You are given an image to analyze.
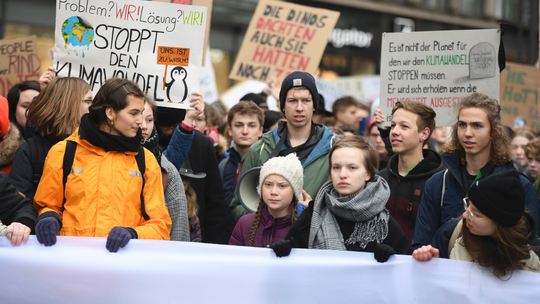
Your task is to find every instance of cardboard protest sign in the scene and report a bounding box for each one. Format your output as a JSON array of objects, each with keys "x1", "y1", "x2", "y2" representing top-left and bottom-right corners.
[
  {"x1": 54, "y1": 0, "x2": 207, "y2": 109},
  {"x1": 0, "y1": 35, "x2": 41, "y2": 97},
  {"x1": 229, "y1": 0, "x2": 340, "y2": 83},
  {"x1": 379, "y1": 29, "x2": 500, "y2": 126},
  {"x1": 500, "y1": 63, "x2": 539, "y2": 132},
  {"x1": 153, "y1": 0, "x2": 213, "y2": 66}
]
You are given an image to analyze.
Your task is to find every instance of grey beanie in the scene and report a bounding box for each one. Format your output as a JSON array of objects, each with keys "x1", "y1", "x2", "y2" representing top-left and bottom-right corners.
[{"x1": 259, "y1": 153, "x2": 303, "y2": 201}]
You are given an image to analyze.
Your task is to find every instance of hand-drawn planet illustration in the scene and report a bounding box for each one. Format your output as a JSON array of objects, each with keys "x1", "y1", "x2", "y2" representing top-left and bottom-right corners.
[{"x1": 62, "y1": 16, "x2": 94, "y2": 58}]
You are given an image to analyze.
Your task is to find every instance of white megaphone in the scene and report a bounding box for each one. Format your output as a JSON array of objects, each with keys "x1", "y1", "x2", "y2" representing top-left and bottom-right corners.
[{"x1": 236, "y1": 167, "x2": 262, "y2": 212}]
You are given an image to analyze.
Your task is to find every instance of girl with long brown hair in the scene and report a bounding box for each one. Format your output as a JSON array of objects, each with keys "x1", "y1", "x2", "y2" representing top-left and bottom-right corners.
[
  {"x1": 413, "y1": 170, "x2": 540, "y2": 278},
  {"x1": 229, "y1": 153, "x2": 303, "y2": 247}
]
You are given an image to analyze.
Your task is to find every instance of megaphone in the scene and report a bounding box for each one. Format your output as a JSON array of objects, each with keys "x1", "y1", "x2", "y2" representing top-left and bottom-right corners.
[{"x1": 236, "y1": 167, "x2": 261, "y2": 212}]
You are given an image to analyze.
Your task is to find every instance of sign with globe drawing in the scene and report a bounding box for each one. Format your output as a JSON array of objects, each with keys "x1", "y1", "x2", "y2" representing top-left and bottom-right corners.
[{"x1": 54, "y1": 0, "x2": 207, "y2": 109}]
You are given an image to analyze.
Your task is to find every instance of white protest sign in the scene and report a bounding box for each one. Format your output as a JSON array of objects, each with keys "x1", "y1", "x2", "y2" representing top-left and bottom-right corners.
[
  {"x1": 54, "y1": 0, "x2": 207, "y2": 109},
  {"x1": 330, "y1": 75, "x2": 380, "y2": 104},
  {"x1": 199, "y1": 46, "x2": 219, "y2": 104},
  {"x1": 380, "y1": 29, "x2": 500, "y2": 126},
  {"x1": 315, "y1": 76, "x2": 349, "y2": 112}
]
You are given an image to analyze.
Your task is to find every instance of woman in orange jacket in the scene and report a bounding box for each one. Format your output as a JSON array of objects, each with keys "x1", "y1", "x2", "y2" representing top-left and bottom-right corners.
[{"x1": 33, "y1": 78, "x2": 172, "y2": 252}]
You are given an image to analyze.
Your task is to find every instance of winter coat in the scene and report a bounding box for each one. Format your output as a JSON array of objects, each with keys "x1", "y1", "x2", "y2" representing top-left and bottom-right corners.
[
  {"x1": 221, "y1": 147, "x2": 242, "y2": 207},
  {"x1": 411, "y1": 152, "x2": 540, "y2": 249},
  {"x1": 161, "y1": 155, "x2": 190, "y2": 242},
  {"x1": 285, "y1": 195, "x2": 411, "y2": 255},
  {"x1": 34, "y1": 129, "x2": 171, "y2": 240},
  {"x1": 378, "y1": 149, "x2": 446, "y2": 243},
  {"x1": 0, "y1": 172, "x2": 36, "y2": 232},
  {"x1": 0, "y1": 123, "x2": 23, "y2": 175},
  {"x1": 165, "y1": 130, "x2": 231, "y2": 244},
  {"x1": 229, "y1": 207, "x2": 292, "y2": 247},
  {"x1": 229, "y1": 123, "x2": 338, "y2": 223},
  {"x1": 9, "y1": 133, "x2": 60, "y2": 200}
]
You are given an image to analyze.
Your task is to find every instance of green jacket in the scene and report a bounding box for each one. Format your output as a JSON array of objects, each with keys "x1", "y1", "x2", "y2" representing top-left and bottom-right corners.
[{"x1": 229, "y1": 125, "x2": 338, "y2": 222}]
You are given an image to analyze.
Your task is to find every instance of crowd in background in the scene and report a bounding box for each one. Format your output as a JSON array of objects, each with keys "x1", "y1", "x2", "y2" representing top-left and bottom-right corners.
[{"x1": 1, "y1": 68, "x2": 540, "y2": 279}]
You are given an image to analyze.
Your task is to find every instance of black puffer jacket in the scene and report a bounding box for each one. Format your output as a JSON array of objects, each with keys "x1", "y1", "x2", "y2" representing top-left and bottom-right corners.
[{"x1": 0, "y1": 172, "x2": 36, "y2": 232}]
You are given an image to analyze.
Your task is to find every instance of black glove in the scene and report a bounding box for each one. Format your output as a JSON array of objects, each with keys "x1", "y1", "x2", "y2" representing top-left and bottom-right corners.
[
  {"x1": 35, "y1": 217, "x2": 61, "y2": 246},
  {"x1": 270, "y1": 237, "x2": 297, "y2": 257},
  {"x1": 106, "y1": 227, "x2": 132, "y2": 253},
  {"x1": 374, "y1": 243, "x2": 396, "y2": 263}
]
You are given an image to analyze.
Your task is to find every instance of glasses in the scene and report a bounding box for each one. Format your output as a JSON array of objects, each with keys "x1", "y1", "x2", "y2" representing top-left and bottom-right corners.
[{"x1": 463, "y1": 197, "x2": 476, "y2": 222}]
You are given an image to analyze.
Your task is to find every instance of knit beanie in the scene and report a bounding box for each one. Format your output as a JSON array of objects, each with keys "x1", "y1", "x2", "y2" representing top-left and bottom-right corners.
[
  {"x1": 278, "y1": 71, "x2": 318, "y2": 112},
  {"x1": 0, "y1": 96, "x2": 9, "y2": 138},
  {"x1": 468, "y1": 170, "x2": 525, "y2": 227},
  {"x1": 259, "y1": 153, "x2": 303, "y2": 201},
  {"x1": 241, "y1": 93, "x2": 267, "y2": 109}
]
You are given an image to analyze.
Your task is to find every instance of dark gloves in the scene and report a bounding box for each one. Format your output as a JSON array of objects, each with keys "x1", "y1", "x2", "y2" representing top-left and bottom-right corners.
[
  {"x1": 106, "y1": 227, "x2": 132, "y2": 253},
  {"x1": 270, "y1": 237, "x2": 297, "y2": 257},
  {"x1": 35, "y1": 217, "x2": 61, "y2": 246},
  {"x1": 374, "y1": 243, "x2": 396, "y2": 263}
]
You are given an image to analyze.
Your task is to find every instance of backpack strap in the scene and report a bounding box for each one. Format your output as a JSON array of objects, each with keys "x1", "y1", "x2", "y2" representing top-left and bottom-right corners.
[
  {"x1": 62, "y1": 141, "x2": 78, "y2": 207},
  {"x1": 448, "y1": 220, "x2": 463, "y2": 256},
  {"x1": 440, "y1": 169, "x2": 448, "y2": 208},
  {"x1": 135, "y1": 146, "x2": 150, "y2": 221},
  {"x1": 28, "y1": 135, "x2": 46, "y2": 189},
  {"x1": 218, "y1": 157, "x2": 228, "y2": 181}
]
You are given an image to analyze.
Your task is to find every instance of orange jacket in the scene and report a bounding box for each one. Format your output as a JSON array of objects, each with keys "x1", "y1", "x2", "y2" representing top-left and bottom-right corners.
[{"x1": 34, "y1": 129, "x2": 171, "y2": 240}]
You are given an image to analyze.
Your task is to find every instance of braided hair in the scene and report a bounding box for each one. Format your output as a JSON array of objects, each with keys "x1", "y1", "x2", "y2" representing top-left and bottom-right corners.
[{"x1": 247, "y1": 195, "x2": 299, "y2": 247}]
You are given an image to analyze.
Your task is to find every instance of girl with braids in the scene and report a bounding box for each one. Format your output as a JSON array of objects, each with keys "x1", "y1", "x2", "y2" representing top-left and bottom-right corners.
[
  {"x1": 229, "y1": 153, "x2": 303, "y2": 247},
  {"x1": 413, "y1": 170, "x2": 540, "y2": 278},
  {"x1": 272, "y1": 136, "x2": 411, "y2": 262}
]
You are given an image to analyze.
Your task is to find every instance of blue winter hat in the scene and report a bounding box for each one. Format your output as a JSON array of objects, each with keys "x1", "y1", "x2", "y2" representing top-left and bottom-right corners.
[{"x1": 278, "y1": 71, "x2": 318, "y2": 112}]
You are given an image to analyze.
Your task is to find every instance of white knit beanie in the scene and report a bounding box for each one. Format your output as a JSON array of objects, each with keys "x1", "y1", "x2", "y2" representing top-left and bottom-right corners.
[{"x1": 259, "y1": 153, "x2": 303, "y2": 201}]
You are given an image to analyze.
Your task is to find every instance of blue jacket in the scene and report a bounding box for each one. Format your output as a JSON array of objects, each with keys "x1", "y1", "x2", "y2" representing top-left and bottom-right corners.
[
  {"x1": 412, "y1": 152, "x2": 540, "y2": 249},
  {"x1": 221, "y1": 147, "x2": 242, "y2": 207},
  {"x1": 163, "y1": 125, "x2": 194, "y2": 169}
]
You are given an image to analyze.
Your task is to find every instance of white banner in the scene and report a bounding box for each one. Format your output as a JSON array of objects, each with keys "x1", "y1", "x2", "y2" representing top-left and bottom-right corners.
[
  {"x1": 1, "y1": 236, "x2": 539, "y2": 304},
  {"x1": 379, "y1": 29, "x2": 500, "y2": 126},
  {"x1": 54, "y1": 0, "x2": 207, "y2": 109}
]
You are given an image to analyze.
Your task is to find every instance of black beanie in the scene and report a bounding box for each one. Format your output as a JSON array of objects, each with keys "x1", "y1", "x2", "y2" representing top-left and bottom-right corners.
[
  {"x1": 278, "y1": 71, "x2": 318, "y2": 112},
  {"x1": 155, "y1": 107, "x2": 186, "y2": 126},
  {"x1": 241, "y1": 93, "x2": 267, "y2": 109},
  {"x1": 468, "y1": 170, "x2": 525, "y2": 227}
]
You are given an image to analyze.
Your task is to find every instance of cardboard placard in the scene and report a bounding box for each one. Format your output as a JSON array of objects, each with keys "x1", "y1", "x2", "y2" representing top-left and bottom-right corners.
[
  {"x1": 0, "y1": 35, "x2": 41, "y2": 96},
  {"x1": 229, "y1": 0, "x2": 340, "y2": 83},
  {"x1": 153, "y1": 0, "x2": 213, "y2": 65},
  {"x1": 54, "y1": 0, "x2": 207, "y2": 109},
  {"x1": 379, "y1": 29, "x2": 500, "y2": 126},
  {"x1": 500, "y1": 63, "x2": 539, "y2": 132}
]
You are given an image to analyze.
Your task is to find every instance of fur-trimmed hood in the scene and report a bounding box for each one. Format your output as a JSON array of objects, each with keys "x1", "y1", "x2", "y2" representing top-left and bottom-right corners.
[{"x1": 0, "y1": 123, "x2": 23, "y2": 170}]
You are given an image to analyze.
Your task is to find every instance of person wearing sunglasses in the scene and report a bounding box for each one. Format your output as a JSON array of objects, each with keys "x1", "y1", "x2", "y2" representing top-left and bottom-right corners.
[{"x1": 413, "y1": 170, "x2": 540, "y2": 278}]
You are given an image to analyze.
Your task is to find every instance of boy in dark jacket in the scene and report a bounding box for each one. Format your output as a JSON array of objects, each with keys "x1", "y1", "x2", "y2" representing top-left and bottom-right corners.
[
  {"x1": 377, "y1": 101, "x2": 445, "y2": 243},
  {"x1": 412, "y1": 93, "x2": 540, "y2": 249},
  {"x1": 219, "y1": 101, "x2": 264, "y2": 207}
]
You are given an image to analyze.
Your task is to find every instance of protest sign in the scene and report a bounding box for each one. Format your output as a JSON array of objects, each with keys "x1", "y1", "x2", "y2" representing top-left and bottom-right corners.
[
  {"x1": 379, "y1": 29, "x2": 500, "y2": 126},
  {"x1": 229, "y1": 0, "x2": 340, "y2": 83},
  {"x1": 153, "y1": 0, "x2": 213, "y2": 65},
  {"x1": 330, "y1": 75, "x2": 380, "y2": 104},
  {"x1": 500, "y1": 63, "x2": 539, "y2": 132},
  {"x1": 54, "y1": 0, "x2": 207, "y2": 109},
  {"x1": 315, "y1": 76, "x2": 349, "y2": 112},
  {"x1": 1, "y1": 236, "x2": 540, "y2": 304},
  {"x1": 199, "y1": 46, "x2": 219, "y2": 104},
  {"x1": 0, "y1": 35, "x2": 41, "y2": 97}
]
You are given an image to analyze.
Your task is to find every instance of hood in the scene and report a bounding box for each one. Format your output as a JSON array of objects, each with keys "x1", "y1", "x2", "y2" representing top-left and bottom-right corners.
[
  {"x1": 0, "y1": 123, "x2": 23, "y2": 167},
  {"x1": 387, "y1": 149, "x2": 445, "y2": 179}
]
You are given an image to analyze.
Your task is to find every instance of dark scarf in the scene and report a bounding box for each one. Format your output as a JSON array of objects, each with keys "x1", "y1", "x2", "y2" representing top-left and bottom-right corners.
[
  {"x1": 141, "y1": 128, "x2": 162, "y2": 166},
  {"x1": 276, "y1": 121, "x2": 324, "y2": 164},
  {"x1": 79, "y1": 114, "x2": 142, "y2": 152}
]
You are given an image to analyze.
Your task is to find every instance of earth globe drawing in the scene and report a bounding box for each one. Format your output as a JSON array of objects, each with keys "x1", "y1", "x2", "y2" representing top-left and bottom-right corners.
[{"x1": 62, "y1": 16, "x2": 94, "y2": 58}]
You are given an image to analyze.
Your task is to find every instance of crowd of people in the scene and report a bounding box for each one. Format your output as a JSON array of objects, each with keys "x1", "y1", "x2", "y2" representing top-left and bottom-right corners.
[{"x1": 1, "y1": 68, "x2": 540, "y2": 279}]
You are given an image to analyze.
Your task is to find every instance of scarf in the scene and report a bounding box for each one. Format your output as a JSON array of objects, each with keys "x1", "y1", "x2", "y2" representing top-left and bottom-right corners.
[
  {"x1": 308, "y1": 176, "x2": 391, "y2": 250},
  {"x1": 141, "y1": 128, "x2": 162, "y2": 166},
  {"x1": 79, "y1": 114, "x2": 142, "y2": 153}
]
